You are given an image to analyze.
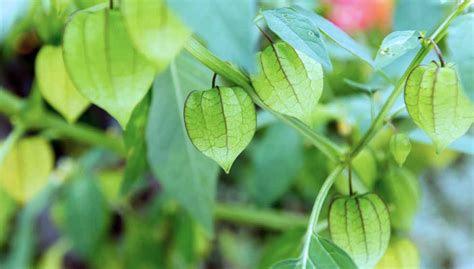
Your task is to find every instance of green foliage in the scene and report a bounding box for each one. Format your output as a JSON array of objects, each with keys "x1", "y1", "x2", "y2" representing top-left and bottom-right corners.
[
  {"x1": 184, "y1": 87, "x2": 256, "y2": 173},
  {"x1": 390, "y1": 133, "x2": 411, "y2": 166},
  {"x1": 272, "y1": 234, "x2": 357, "y2": 269},
  {"x1": 378, "y1": 166, "x2": 420, "y2": 231},
  {"x1": 329, "y1": 193, "x2": 391, "y2": 269},
  {"x1": 36, "y1": 45, "x2": 90, "y2": 123},
  {"x1": 146, "y1": 52, "x2": 219, "y2": 235},
  {"x1": 121, "y1": 0, "x2": 190, "y2": 72},
  {"x1": 447, "y1": 13, "x2": 474, "y2": 101},
  {"x1": 252, "y1": 42, "x2": 324, "y2": 125},
  {"x1": 374, "y1": 31, "x2": 421, "y2": 69},
  {"x1": 263, "y1": 7, "x2": 331, "y2": 69},
  {"x1": 404, "y1": 63, "x2": 474, "y2": 152},
  {"x1": 63, "y1": 9, "x2": 155, "y2": 127}
]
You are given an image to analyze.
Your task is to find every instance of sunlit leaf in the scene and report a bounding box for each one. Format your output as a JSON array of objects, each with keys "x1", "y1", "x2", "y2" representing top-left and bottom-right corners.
[
  {"x1": 251, "y1": 42, "x2": 323, "y2": 125},
  {"x1": 329, "y1": 193, "x2": 391, "y2": 269},
  {"x1": 271, "y1": 234, "x2": 357, "y2": 269},
  {"x1": 404, "y1": 63, "x2": 474, "y2": 153},
  {"x1": 447, "y1": 13, "x2": 474, "y2": 101},
  {"x1": 293, "y1": 6, "x2": 375, "y2": 68},
  {"x1": 0, "y1": 137, "x2": 54, "y2": 203},
  {"x1": 378, "y1": 166, "x2": 420, "y2": 231},
  {"x1": 375, "y1": 237, "x2": 420, "y2": 269},
  {"x1": 375, "y1": 31, "x2": 421, "y2": 69},
  {"x1": 121, "y1": 0, "x2": 191, "y2": 72},
  {"x1": 36, "y1": 45, "x2": 89, "y2": 123},
  {"x1": 184, "y1": 87, "x2": 256, "y2": 173},
  {"x1": 146, "y1": 51, "x2": 219, "y2": 235},
  {"x1": 390, "y1": 133, "x2": 412, "y2": 167},
  {"x1": 263, "y1": 7, "x2": 331, "y2": 69},
  {"x1": 63, "y1": 9, "x2": 155, "y2": 128}
]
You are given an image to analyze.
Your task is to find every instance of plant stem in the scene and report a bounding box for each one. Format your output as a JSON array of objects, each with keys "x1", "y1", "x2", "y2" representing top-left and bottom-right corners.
[
  {"x1": 350, "y1": 1, "x2": 470, "y2": 158},
  {"x1": 215, "y1": 203, "x2": 327, "y2": 231},
  {"x1": 0, "y1": 124, "x2": 25, "y2": 164},
  {"x1": 300, "y1": 165, "x2": 344, "y2": 265},
  {"x1": 0, "y1": 89, "x2": 126, "y2": 156},
  {"x1": 185, "y1": 38, "x2": 344, "y2": 162}
]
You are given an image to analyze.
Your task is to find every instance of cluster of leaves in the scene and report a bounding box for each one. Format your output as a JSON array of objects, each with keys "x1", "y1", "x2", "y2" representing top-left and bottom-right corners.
[{"x1": 0, "y1": 0, "x2": 473, "y2": 268}]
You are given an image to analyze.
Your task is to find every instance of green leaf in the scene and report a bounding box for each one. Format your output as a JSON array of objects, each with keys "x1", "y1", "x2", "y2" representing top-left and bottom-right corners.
[
  {"x1": 390, "y1": 133, "x2": 411, "y2": 167},
  {"x1": 73, "y1": 0, "x2": 106, "y2": 9},
  {"x1": 184, "y1": 87, "x2": 256, "y2": 173},
  {"x1": 250, "y1": 123, "x2": 303, "y2": 206},
  {"x1": 374, "y1": 31, "x2": 421, "y2": 69},
  {"x1": 378, "y1": 167, "x2": 420, "y2": 231},
  {"x1": 271, "y1": 234, "x2": 357, "y2": 269},
  {"x1": 447, "y1": 13, "x2": 474, "y2": 101},
  {"x1": 375, "y1": 237, "x2": 420, "y2": 269},
  {"x1": 258, "y1": 229, "x2": 305, "y2": 269},
  {"x1": 251, "y1": 42, "x2": 324, "y2": 125},
  {"x1": 64, "y1": 173, "x2": 109, "y2": 259},
  {"x1": 329, "y1": 193, "x2": 391, "y2": 269},
  {"x1": 393, "y1": 0, "x2": 448, "y2": 32},
  {"x1": 168, "y1": 0, "x2": 257, "y2": 71},
  {"x1": 36, "y1": 45, "x2": 89, "y2": 123},
  {"x1": 263, "y1": 7, "x2": 331, "y2": 70},
  {"x1": 0, "y1": 188, "x2": 16, "y2": 245},
  {"x1": 293, "y1": 6, "x2": 375, "y2": 68},
  {"x1": 121, "y1": 0, "x2": 191, "y2": 72},
  {"x1": 121, "y1": 94, "x2": 150, "y2": 195},
  {"x1": 146, "y1": 51, "x2": 219, "y2": 235},
  {"x1": 63, "y1": 9, "x2": 155, "y2": 128},
  {"x1": 404, "y1": 63, "x2": 474, "y2": 153},
  {"x1": 0, "y1": 137, "x2": 54, "y2": 203}
]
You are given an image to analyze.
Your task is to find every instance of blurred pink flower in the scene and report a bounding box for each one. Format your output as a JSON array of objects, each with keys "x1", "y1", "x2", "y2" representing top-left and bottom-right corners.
[{"x1": 324, "y1": 0, "x2": 394, "y2": 33}]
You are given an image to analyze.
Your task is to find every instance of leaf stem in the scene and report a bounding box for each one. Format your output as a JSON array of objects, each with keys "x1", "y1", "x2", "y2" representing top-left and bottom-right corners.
[
  {"x1": 0, "y1": 124, "x2": 25, "y2": 164},
  {"x1": 0, "y1": 89, "x2": 126, "y2": 156},
  {"x1": 427, "y1": 38, "x2": 446, "y2": 67},
  {"x1": 350, "y1": 1, "x2": 470, "y2": 158}
]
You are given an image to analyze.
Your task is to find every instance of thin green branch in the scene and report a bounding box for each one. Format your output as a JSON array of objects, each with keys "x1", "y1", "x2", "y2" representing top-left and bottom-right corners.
[
  {"x1": 215, "y1": 202, "x2": 327, "y2": 232},
  {"x1": 0, "y1": 124, "x2": 25, "y2": 164},
  {"x1": 0, "y1": 89, "x2": 126, "y2": 156},
  {"x1": 350, "y1": 1, "x2": 471, "y2": 158},
  {"x1": 185, "y1": 38, "x2": 344, "y2": 162}
]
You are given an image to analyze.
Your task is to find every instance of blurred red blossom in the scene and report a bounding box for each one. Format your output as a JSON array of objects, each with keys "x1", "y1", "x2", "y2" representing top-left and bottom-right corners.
[{"x1": 323, "y1": 0, "x2": 394, "y2": 33}]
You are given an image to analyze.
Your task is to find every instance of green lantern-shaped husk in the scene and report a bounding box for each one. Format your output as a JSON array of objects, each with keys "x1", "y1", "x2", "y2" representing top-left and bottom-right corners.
[
  {"x1": 329, "y1": 193, "x2": 391, "y2": 269},
  {"x1": 404, "y1": 62, "x2": 474, "y2": 153}
]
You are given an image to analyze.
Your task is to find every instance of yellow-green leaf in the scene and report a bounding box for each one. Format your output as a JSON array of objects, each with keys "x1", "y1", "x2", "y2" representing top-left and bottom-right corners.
[
  {"x1": 375, "y1": 237, "x2": 420, "y2": 269},
  {"x1": 329, "y1": 193, "x2": 391, "y2": 269},
  {"x1": 251, "y1": 42, "x2": 323, "y2": 125},
  {"x1": 121, "y1": 0, "x2": 191, "y2": 72},
  {"x1": 36, "y1": 45, "x2": 89, "y2": 123},
  {"x1": 389, "y1": 133, "x2": 411, "y2": 166},
  {"x1": 0, "y1": 137, "x2": 54, "y2": 203},
  {"x1": 63, "y1": 9, "x2": 155, "y2": 128},
  {"x1": 184, "y1": 87, "x2": 256, "y2": 173},
  {"x1": 404, "y1": 63, "x2": 474, "y2": 153}
]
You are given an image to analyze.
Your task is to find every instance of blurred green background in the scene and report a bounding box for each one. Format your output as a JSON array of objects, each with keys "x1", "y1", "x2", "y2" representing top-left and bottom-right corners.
[{"x1": 0, "y1": 0, "x2": 473, "y2": 268}]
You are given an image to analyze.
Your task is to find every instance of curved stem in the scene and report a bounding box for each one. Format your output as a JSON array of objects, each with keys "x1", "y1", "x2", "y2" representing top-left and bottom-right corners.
[
  {"x1": 427, "y1": 38, "x2": 446, "y2": 67},
  {"x1": 300, "y1": 165, "x2": 344, "y2": 265},
  {"x1": 211, "y1": 72, "x2": 218, "y2": 88},
  {"x1": 0, "y1": 124, "x2": 25, "y2": 164}
]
